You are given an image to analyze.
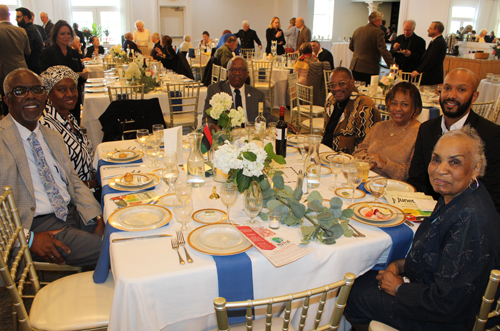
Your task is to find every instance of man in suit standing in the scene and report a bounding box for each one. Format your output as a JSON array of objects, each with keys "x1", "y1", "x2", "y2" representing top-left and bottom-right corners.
[
  {"x1": 0, "y1": 68, "x2": 104, "y2": 266},
  {"x1": 204, "y1": 56, "x2": 277, "y2": 129},
  {"x1": 72, "y1": 22, "x2": 86, "y2": 54},
  {"x1": 31, "y1": 11, "x2": 48, "y2": 48},
  {"x1": 39, "y1": 11, "x2": 54, "y2": 39},
  {"x1": 391, "y1": 20, "x2": 426, "y2": 73},
  {"x1": 349, "y1": 11, "x2": 394, "y2": 86},
  {"x1": 311, "y1": 40, "x2": 334, "y2": 70},
  {"x1": 295, "y1": 17, "x2": 311, "y2": 51},
  {"x1": 16, "y1": 7, "x2": 43, "y2": 74},
  {"x1": 411, "y1": 21, "x2": 447, "y2": 86},
  {"x1": 0, "y1": 5, "x2": 30, "y2": 115},
  {"x1": 235, "y1": 20, "x2": 262, "y2": 51},
  {"x1": 407, "y1": 68, "x2": 500, "y2": 214}
]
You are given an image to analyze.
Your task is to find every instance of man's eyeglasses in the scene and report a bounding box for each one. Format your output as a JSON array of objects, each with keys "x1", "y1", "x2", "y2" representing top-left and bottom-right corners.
[
  {"x1": 328, "y1": 80, "x2": 350, "y2": 89},
  {"x1": 229, "y1": 68, "x2": 248, "y2": 73},
  {"x1": 8, "y1": 86, "x2": 46, "y2": 98}
]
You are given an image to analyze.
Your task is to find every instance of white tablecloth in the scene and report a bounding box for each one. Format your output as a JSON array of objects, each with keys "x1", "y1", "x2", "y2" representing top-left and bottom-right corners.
[
  {"x1": 81, "y1": 87, "x2": 207, "y2": 147},
  {"x1": 476, "y1": 79, "x2": 500, "y2": 103},
  {"x1": 331, "y1": 42, "x2": 353, "y2": 68},
  {"x1": 86, "y1": 64, "x2": 104, "y2": 79},
  {"x1": 96, "y1": 140, "x2": 415, "y2": 331},
  {"x1": 248, "y1": 65, "x2": 292, "y2": 109}
]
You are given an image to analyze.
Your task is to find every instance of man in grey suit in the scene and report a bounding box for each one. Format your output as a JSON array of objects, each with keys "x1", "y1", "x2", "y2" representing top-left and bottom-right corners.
[
  {"x1": 205, "y1": 56, "x2": 277, "y2": 130},
  {"x1": 349, "y1": 11, "x2": 394, "y2": 85},
  {"x1": 0, "y1": 5, "x2": 30, "y2": 115},
  {"x1": 295, "y1": 17, "x2": 311, "y2": 51},
  {"x1": 39, "y1": 11, "x2": 54, "y2": 39},
  {"x1": 0, "y1": 68, "x2": 104, "y2": 267}
]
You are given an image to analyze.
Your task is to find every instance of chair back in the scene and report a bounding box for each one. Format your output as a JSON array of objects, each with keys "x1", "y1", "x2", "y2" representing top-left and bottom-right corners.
[
  {"x1": 0, "y1": 186, "x2": 40, "y2": 331},
  {"x1": 251, "y1": 60, "x2": 274, "y2": 111},
  {"x1": 288, "y1": 72, "x2": 299, "y2": 112},
  {"x1": 324, "y1": 69, "x2": 333, "y2": 100},
  {"x1": 472, "y1": 101, "x2": 495, "y2": 120},
  {"x1": 472, "y1": 269, "x2": 500, "y2": 331},
  {"x1": 306, "y1": 61, "x2": 331, "y2": 107},
  {"x1": 165, "y1": 82, "x2": 201, "y2": 130},
  {"x1": 103, "y1": 57, "x2": 117, "y2": 71},
  {"x1": 400, "y1": 72, "x2": 422, "y2": 87},
  {"x1": 107, "y1": 84, "x2": 145, "y2": 102},
  {"x1": 240, "y1": 48, "x2": 255, "y2": 59},
  {"x1": 214, "y1": 272, "x2": 355, "y2": 331},
  {"x1": 287, "y1": 52, "x2": 300, "y2": 64},
  {"x1": 372, "y1": 97, "x2": 391, "y2": 121},
  {"x1": 212, "y1": 64, "x2": 221, "y2": 84},
  {"x1": 297, "y1": 83, "x2": 315, "y2": 133},
  {"x1": 219, "y1": 68, "x2": 228, "y2": 82}
]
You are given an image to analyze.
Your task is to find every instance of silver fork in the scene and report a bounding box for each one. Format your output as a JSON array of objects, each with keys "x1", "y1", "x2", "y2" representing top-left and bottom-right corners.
[
  {"x1": 171, "y1": 238, "x2": 185, "y2": 265},
  {"x1": 176, "y1": 231, "x2": 193, "y2": 263},
  {"x1": 348, "y1": 223, "x2": 366, "y2": 238}
]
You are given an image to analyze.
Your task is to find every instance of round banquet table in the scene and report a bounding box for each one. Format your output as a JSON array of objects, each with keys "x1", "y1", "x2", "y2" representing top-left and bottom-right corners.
[
  {"x1": 331, "y1": 42, "x2": 353, "y2": 68},
  {"x1": 248, "y1": 62, "x2": 292, "y2": 108},
  {"x1": 476, "y1": 78, "x2": 500, "y2": 103}
]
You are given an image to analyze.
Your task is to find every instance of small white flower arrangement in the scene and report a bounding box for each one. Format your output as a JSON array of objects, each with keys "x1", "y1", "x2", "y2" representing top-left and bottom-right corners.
[
  {"x1": 124, "y1": 61, "x2": 159, "y2": 93},
  {"x1": 206, "y1": 92, "x2": 246, "y2": 130},
  {"x1": 110, "y1": 44, "x2": 127, "y2": 58}
]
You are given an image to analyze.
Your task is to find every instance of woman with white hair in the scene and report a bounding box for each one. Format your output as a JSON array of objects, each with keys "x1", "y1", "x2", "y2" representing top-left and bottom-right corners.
[
  {"x1": 133, "y1": 20, "x2": 152, "y2": 55},
  {"x1": 476, "y1": 29, "x2": 488, "y2": 43},
  {"x1": 179, "y1": 35, "x2": 193, "y2": 52}
]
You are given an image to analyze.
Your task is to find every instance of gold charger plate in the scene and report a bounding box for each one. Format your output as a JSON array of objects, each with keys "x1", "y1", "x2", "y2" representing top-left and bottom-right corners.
[
  {"x1": 351, "y1": 202, "x2": 396, "y2": 222},
  {"x1": 108, "y1": 204, "x2": 172, "y2": 231},
  {"x1": 109, "y1": 173, "x2": 159, "y2": 191},
  {"x1": 114, "y1": 174, "x2": 153, "y2": 188},
  {"x1": 335, "y1": 187, "x2": 366, "y2": 199},
  {"x1": 321, "y1": 165, "x2": 332, "y2": 176},
  {"x1": 108, "y1": 150, "x2": 139, "y2": 161},
  {"x1": 157, "y1": 193, "x2": 177, "y2": 207},
  {"x1": 187, "y1": 224, "x2": 252, "y2": 256},
  {"x1": 348, "y1": 202, "x2": 405, "y2": 228},
  {"x1": 192, "y1": 209, "x2": 228, "y2": 224},
  {"x1": 101, "y1": 150, "x2": 144, "y2": 163},
  {"x1": 320, "y1": 152, "x2": 354, "y2": 165},
  {"x1": 365, "y1": 178, "x2": 416, "y2": 193}
]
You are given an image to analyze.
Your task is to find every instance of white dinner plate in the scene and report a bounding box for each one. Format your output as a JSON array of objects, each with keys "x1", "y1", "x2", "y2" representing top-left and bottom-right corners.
[
  {"x1": 85, "y1": 81, "x2": 105, "y2": 87},
  {"x1": 187, "y1": 224, "x2": 252, "y2": 256},
  {"x1": 108, "y1": 204, "x2": 172, "y2": 231},
  {"x1": 385, "y1": 179, "x2": 416, "y2": 192},
  {"x1": 351, "y1": 202, "x2": 397, "y2": 222},
  {"x1": 87, "y1": 78, "x2": 105, "y2": 83},
  {"x1": 335, "y1": 187, "x2": 366, "y2": 200},
  {"x1": 287, "y1": 135, "x2": 299, "y2": 145},
  {"x1": 109, "y1": 173, "x2": 159, "y2": 191},
  {"x1": 320, "y1": 152, "x2": 354, "y2": 165},
  {"x1": 115, "y1": 174, "x2": 153, "y2": 188},
  {"x1": 157, "y1": 193, "x2": 177, "y2": 207},
  {"x1": 320, "y1": 165, "x2": 332, "y2": 176},
  {"x1": 101, "y1": 150, "x2": 144, "y2": 163},
  {"x1": 86, "y1": 87, "x2": 107, "y2": 93},
  {"x1": 348, "y1": 202, "x2": 405, "y2": 228},
  {"x1": 192, "y1": 209, "x2": 227, "y2": 225},
  {"x1": 108, "y1": 150, "x2": 139, "y2": 161}
]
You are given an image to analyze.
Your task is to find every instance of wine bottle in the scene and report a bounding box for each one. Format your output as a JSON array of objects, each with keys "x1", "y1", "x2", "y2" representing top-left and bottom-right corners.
[
  {"x1": 275, "y1": 106, "x2": 287, "y2": 157},
  {"x1": 254, "y1": 102, "x2": 266, "y2": 140},
  {"x1": 143, "y1": 58, "x2": 147, "y2": 69}
]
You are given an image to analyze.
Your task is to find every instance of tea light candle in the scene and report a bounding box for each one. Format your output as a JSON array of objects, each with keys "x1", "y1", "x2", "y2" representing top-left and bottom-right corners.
[
  {"x1": 214, "y1": 168, "x2": 229, "y2": 182},
  {"x1": 269, "y1": 215, "x2": 281, "y2": 229}
]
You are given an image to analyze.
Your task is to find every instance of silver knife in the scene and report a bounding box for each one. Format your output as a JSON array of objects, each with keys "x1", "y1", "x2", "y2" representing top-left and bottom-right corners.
[
  {"x1": 102, "y1": 164, "x2": 147, "y2": 170},
  {"x1": 112, "y1": 234, "x2": 172, "y2": 243}
]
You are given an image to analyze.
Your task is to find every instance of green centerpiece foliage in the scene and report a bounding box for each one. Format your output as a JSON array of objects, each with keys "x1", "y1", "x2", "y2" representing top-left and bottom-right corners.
[{"x1": 258, "y1": 174, "x2": 354, "y2": 244}]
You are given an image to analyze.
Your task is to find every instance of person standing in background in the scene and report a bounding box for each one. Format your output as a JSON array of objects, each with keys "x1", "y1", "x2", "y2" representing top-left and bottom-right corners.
[
  {"x1": 31, "y1": 12, "x2": 48, "y2": 48},
  {"x1": 39, "y1": 11, "x2": 54, "y2": 39},
  {"x1": 133, "y1": 20, "x2": 152, "y2": 55},
  {"x1": 235, "y1": 20, "x2": 262, "y2": 51},
  {"x1": 295, "y1": 17, "x2": 311, "y2": 51},
  {"x1": 72, "y1": 23, "x2": 86, "y2": 54},
  {"x1": 284, "y1": 17, "x2": 299, "y2": 52},
  {"x1": 16, "y1": 7, "x2": 43, "y2": 74}
]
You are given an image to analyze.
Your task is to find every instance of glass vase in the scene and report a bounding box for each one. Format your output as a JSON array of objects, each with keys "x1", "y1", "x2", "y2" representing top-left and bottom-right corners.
[
  {"x1": 303, "y1": 135, "x2": 322, "y2": 189},
  {"x1": 187, "y1": 132, "x2": 206, "y2": 187}
]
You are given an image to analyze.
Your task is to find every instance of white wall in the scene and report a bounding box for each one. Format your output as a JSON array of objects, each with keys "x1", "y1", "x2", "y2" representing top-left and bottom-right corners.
[
  {"x1": 331, "y1": 0, "x2": 369, "y2": 41},
  {"x1": 399, "y1": 0, "x2": 451, "y2": 44}
]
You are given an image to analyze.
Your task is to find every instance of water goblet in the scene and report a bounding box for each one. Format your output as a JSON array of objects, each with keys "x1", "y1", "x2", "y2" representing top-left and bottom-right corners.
[
  {"x1": 296, "y1": 135, "x2": 307, "y2": 161},
  {"x1": 175, "y1": 182, "x2": 192, "y2": 203},
  {"x1": 347, "y1": 165, "x2": 363, "y2": 203},
  {"x1": 147, "y1": 133, "x2": 162, "y2": 148},
  {"x1": 162, "y1": 163, "x2": 179, "y2": 193},
  {"x1": 369, "y1": 176, "x2": 387, "y2": 204},
  {"x1": 220, "y1": 183, "x2": 238, "y2": 224},
  {"x1": 152, "y1": 124, "x2": 164, "y2": 138},
  {"x1": 267, "y1": 122, "x2": 277, "y2": 146},
  {"x1": 329, "y1": 158, "x2": 345, "y2": 191},
  {"x1": 243, "y1": 182, "x2": 263, "y2": 226},
  {"x1": 136, "y1": 129, "x2": 149, "y2": 151},
  {"x1": 163, "y1": 151, "x2": 178, "y2": 165},
  {"x1": 173, "y1": 198, "x2": 193, "y2": 232}
]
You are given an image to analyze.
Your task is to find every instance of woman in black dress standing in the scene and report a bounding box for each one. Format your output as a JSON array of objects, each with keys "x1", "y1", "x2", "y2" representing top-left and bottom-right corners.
[
  {"x1": 40, "y1": 20, "x2": 88, "y2": 124},
  {"x1": 265, "y1": 17, "x2": 286, "y2": 55}
]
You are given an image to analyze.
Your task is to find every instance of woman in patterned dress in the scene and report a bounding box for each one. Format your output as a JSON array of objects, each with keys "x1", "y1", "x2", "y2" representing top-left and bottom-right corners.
[{"x1": 39, "y1": 66, "x2": 98, "y2": 191}]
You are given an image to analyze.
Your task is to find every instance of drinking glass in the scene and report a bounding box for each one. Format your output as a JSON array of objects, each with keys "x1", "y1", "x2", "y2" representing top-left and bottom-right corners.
[
  {"x1": 145, "y1": 135, "x2": 162, "y2": 168},
  {"x1": 136, "y1": 129, "x2": 149, "y2": 151},
  {"x1": 369, "y1": 176, "x2": 388, "y2": 203},
  {"x1": 246, "y1": 121, "x2": 255, "y2": 141},
  {"x1": 297, "y1": 135, "x2": 307, "y2": 161},
  {"x1": 152, "y1": 124, "x2": 164, "y2": 138},
  {"x1": 347, "y1": 165, "x2": 363, "y2": 203},
  {"x1": 175, "y1": 182, "x2": 192, "y2": 203},
  {"x1": 147, "y1": 133, "x2": 162, "y2": 148},
  {"x1": 173, "y1": 198, "x2": 193, "y2": 232},
  {"x1": 243, "y1": 182, "x2": 263, "y2": 226},
  {"x1": 220, "y1": 183, "x2": 238, "y2": 224},
  {"x1": 267, "y1": 122, "x2": 277, "y2": 146},
  {"x1": 329, "y1": 158, "x2": 345, "y2": 191},
  {"x1": 163, "y1": 151, "x2": 177, "y2": 165},
  {"x1": 162, "y1": 163, "x2": 179, "y2": 193}
]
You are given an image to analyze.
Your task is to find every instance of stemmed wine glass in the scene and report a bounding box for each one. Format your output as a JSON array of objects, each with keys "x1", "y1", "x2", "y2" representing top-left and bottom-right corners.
[
  {"x1": 347, "y1": 165, "x2": 363, "y2": 203},
  {"x1": 368, "y1": 176, "x2": 388, "y2": 204},
  {"x1": 243, "y1": 182, "x2": 263, "y2": 226},
  {"x1": 175, "y1": 182, "x2": 192, "y2": 203},
  {"x1": 152, "y1": 124, "x2": 164, "y2": 137},
  {"x1": 220, "y1": 183, "x2": 238, "y2": 224},
  {"x1": 173, "y1": 198, "x2": 193, "y2": 232},
  {"x1": 145, "y1": 134, "x2": 162, "y2": 168},
  {"x1": 162, "y1": 163, "x2": 179, "y2": 193},
  {"x1": 137, "y1": 129, "x2": 149, "y2": 152},
  {"x1": 297, "y1": 135, "x2": 307, "y2": 161},
  {"x1": 329, "y1": 158, "x2": 345, "y2": 191}
]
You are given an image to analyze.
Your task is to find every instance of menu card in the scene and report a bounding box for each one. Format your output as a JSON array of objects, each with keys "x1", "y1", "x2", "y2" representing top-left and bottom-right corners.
[
  {"x1": 235, "y1": 225, "x2": 314, "y2": 267},
  {"x1": 111, "y1": 191, "x2": 159, "y2": 207},
  {"x1": 163, "y1": 126, "x2": 183, "y2": 164},
  {"x1": 384, "y1": 191, "x2": 436, "y2": 216}
]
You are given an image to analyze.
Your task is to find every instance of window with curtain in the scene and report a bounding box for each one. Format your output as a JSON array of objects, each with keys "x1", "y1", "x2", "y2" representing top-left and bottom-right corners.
[
  {"x1": 70, "y1": 0, "x2": 120, "y2": 45},
  {"x1": 4, "y1": 0, "x2": 19, "y2": 25},
  {"x1": 449, "y1": 0, "x2": 500, "y2": 36},
  {"x1": 312, "y1": 0, "x2": 334, "y2": 40},
  {"x1": 449, "y1": 6, "x2": 476, "y2": 34}
]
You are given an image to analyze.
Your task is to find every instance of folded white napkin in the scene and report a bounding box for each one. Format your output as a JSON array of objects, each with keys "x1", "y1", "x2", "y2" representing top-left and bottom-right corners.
[
  {"x1": 163, "y1": 126, "x2": 183, "y2": 164},
  {"x1": 414, "y1": 198, "x2": 437, "y2": 212}
]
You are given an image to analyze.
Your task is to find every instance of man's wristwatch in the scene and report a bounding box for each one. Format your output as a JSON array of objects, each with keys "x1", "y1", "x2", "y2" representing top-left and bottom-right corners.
[{"x1": 89, "y1": 215, "x2": 103, "y2": 224}]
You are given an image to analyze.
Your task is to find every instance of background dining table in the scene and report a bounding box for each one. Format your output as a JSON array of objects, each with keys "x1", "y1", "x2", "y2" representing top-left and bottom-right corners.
[
  {"x1": 247, "y1": 61, "x2": 292, "y2": 109},
  {"x1": 93, "y1": 138, "x2": 418, "y2": 331},
  {"x1": 331, "y1": 42, "x2": 353, "y2": 68}
]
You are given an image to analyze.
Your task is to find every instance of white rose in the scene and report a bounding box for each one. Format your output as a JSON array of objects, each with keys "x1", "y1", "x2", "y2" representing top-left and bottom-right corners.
[{"x1": 145, "y1": 71, "x2": 152, "y2": 77}]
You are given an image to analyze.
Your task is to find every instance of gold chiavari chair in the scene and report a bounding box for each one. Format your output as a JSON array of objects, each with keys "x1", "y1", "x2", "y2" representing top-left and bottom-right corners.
[
  {"x1": 107, "y1": 84, "x2": 145, "y2": 102},
  {"x1": 251, "y1": 60, "x2": 275, "y2": 111},
  {"x1": 212, "y1": 64, "x2": 221, "y2": 85},
  {"x1": 191, "y1": 48, "x2": 206, "y2": 81},
  {"x1": 296, "y1": 83, "x2": 325, "y2": 134},
  {"x1": 213, "y1": 273, "x2": 355, "y2": 331},
  {"x1": 0, "y1": 186, "x2": 114, "y2": 331},
  {"x1": 240, "y1": 48, "x2": 255, "y2": 59},
  {"x1": 219, "y1": 67, "x2": 228, "y2": 82},
  {"x1": 103, "y1": 57, "x2": 117, "y2": 71},
  {"x1": 472, "y1": 101, "x2": 495, "y2": 120},
  {"x1": 371, "y1": 96, "x2": 391, "y2": 121},
  {"x1": 164, "y1": 81, "x2": 201, "y2": 130},
  {"x1": 288, "y1": 72, "x2": 299, "y2": 127},
  {"x1": 287, "y1": 52, "x2": 300, "y2": 63},
  {"x1": 400, "y1": 72, "x2": 423, "y2": 87},
  {"x1": 324, "y1": 69, "x2": 333, "y2": 99}
]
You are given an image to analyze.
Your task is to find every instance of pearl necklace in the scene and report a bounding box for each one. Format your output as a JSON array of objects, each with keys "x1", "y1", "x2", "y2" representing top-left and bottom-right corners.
[{"x1": 389, "y1": 121, "x2": 411, "y2": 137}]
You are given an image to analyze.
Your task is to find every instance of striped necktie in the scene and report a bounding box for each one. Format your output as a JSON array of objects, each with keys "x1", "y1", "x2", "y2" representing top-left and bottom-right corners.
[{"x1": 28, "y1": 132, "x2": 68, "y2": 221}]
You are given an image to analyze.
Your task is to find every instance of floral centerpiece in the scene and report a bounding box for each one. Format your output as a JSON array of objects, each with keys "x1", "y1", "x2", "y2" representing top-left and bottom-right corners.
[
  {"x1": 212, "y1": 141, "x2": 285, "y2": 192},
  {"x1": 205, "y1": 92, "x2": 246, "y2": 143},
  {"x1": 491, "y1": 40, "x2": 500, "y2": 59},
  {"x1": 124, "y1": 55, "x2": 159, "y2": 93},
  {"x1": 378, "y1": 75, "x2": 395, "y2": 95},
  {"x1": 110, "y1": 44, "x2": 127, "y2": 59}
]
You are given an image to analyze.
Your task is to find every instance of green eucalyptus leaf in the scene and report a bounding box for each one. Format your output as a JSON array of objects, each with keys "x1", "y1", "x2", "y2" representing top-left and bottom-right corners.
[
  {"x1": 330, "y1": 224, "x2": 344, "y2": 240},
  {"x1": 275, "y1": 205, "x2": 289, "y2": 217},
  {"x1": 272, "y1": 175, "x2": 285, "y2": 190},
  {"x1": 309, "y1": 200, "x2": 327, "y2": 212},
  {"x1": 301, "y1": 225, "x2": 316, "y2": 236},
  {"x1": 329, "y1": 208, "x2": 342, "y2": 218},
  {"x1": 284, "y1": 214, "x2": 301, "y2": 226},
  {"x1": 260, "y1": 179, "x2": 271, "y2": 191},
  {"x1": 343, "y1": 229, "x2": 354, "y2": 237},
  {"x1": 341, "y1": 208, "x2": 354, "y2": 219},
  {"x1": 264, "y1": 143, "x2": 274, "y2": 156},
  {"x1": 329, "y1": 197, "x2": 343, "y2": 209},
  {"x1": 263, "y1": 188, "x2": 275, "y2": 199},
  {"x1": 290, "y1": 201, "x2": 306, "y2": 219},
  {"x1": 242, "y1": 151, "x2": 257, "y2": 162},
  {"x1": 317, "y1": 210, "x2": 333, "y2": 221},
  {"x1": 267, "y1": 199, "x2": 281, "y2": 210},
  {"x1": 307, "y1": 191, "x2": 323, "y2": 203},
  {"x1": 323, "y1": 237, "x2": 337, "y2": 245},
  {"x1": 293, "y1": 188, "x2": 303, "y2": 200},
  {"x1": 283, "y1": 185, "x2": 294, "y2": 196},
  {"x1": 258, "y1": 212, "x2": 269, "y2": 221}
]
